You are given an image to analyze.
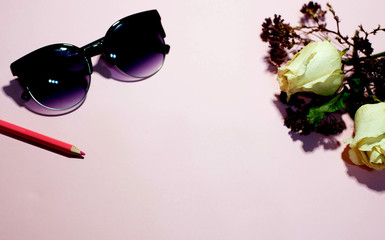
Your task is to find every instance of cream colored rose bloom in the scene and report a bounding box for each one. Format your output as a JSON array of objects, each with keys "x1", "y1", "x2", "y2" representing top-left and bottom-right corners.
[
  {"x1": 277, "y1": 41, "x2": 344, "y2": 100},
  {"x1": 346, "y1": 103, "x2": 385, "y2": 171}
]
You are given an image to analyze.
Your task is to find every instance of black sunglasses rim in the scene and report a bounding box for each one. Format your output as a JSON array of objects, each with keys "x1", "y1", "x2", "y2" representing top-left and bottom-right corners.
[
  {"x1": 10, "y1": 9, "x2": 170, "y2": 112},
  {"x1": 13, "y1": 43, "x2": 93, "y2": 111}
]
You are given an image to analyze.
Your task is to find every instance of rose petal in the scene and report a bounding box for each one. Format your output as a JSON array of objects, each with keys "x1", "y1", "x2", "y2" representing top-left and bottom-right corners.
[
  {"x1": 276, "y1": 41, "x2": 344, "y2": 100},
  {"x1": 347, "y1": 103, "x2": 385, "y2": 170}
]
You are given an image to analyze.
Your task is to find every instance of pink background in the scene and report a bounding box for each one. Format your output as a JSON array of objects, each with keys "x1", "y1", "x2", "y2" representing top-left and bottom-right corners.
[{"x1": 1, "y1": 0, "x2": 385, "y2": 239}]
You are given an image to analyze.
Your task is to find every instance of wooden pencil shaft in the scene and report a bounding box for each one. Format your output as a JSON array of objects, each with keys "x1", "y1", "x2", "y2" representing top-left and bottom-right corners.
[{"x1": 0, "y1": 119, "x2": 76, "y2": 154}]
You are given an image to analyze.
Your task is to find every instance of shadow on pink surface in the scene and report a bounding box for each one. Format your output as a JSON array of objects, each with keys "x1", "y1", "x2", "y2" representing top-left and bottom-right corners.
[
  {"x1": 289, "y1": 131, "x2": 341, "y2": 152},
  {"x1": 342, "y1": 146, "x2": 385, "y2": 192},
  {"x1": 3, "y1": 79, "x2": 82, "y2": 116},
  {"x1": 263, "y1": 56, "x2": 278, "y2": 74}
]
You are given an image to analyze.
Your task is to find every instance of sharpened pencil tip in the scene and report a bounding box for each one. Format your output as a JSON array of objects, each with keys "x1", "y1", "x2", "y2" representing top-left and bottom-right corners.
[{"x1": 80, "y1": 151, "x2": 86, "y2": 156}]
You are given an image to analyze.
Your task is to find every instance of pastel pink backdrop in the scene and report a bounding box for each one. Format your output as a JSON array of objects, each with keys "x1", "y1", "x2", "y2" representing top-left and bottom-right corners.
[{"x1": 1, "y1": 0, "x2": 385, "y2": 239}]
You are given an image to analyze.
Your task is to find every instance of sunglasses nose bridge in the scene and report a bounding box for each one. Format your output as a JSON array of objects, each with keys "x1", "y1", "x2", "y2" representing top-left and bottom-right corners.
[{"x1": 82, "y1": 38, "x2": 104, "y2": 59}]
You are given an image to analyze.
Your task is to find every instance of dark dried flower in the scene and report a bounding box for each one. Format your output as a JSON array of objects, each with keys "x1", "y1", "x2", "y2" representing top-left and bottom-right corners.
[
  {"x1": 315, "y1": 114, "x2": 345, "y2": 135},
  {"x1": 361, "y1": 58, "x2": 385, "y2": 100},
  {"x1": 300, "y1": 1, "x2": 326, "y2": 22},
  {"x1": 352, "y1": 35, "x2": 373, "y2": 56},
  {"x1": 261, "y1": 15, "x2": 298, "y2": 66},
  {"x1": 284, "y1": 107, "x2": 314, "y2": 135},
  {"x1": 279, "y1": 92, "x2": 305, "y2": 108},
  {"x1": 261, "y1": 15, "x2": 298, "y2": 48},
  {"x1": 361, "y1": 58, "x2": 385, "y2": 81},
  {"x1": 268, "y1": 45, "x2": 287, "y2": 66},
  {"x1": 345, "y1": 89, "x2": 376, "y2": 118}
]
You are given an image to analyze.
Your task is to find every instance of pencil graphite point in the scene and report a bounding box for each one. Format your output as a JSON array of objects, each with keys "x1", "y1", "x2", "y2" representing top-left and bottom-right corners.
[{"x1": 80, "y1": 151, "x2": 86, "y2": 156}]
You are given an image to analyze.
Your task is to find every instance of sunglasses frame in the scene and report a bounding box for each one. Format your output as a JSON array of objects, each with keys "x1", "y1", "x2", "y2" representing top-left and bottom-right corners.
[{"x1": 10, "y1": 9, "x2": 170, "y2": 113}]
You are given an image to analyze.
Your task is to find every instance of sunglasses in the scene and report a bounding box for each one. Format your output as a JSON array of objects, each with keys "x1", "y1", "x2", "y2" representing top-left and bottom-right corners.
[{"x1": 10, "y1": 10, "x2": 170, "y2": 113}]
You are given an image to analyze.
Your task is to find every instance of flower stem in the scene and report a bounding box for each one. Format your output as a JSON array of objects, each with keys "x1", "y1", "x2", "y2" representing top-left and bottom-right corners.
[
  {"x1": 343, "y1": 51, "x2": 385, "y2": 65},
  {"x1": 369, "y1": 51, "x2": 385, "y2": 59}
]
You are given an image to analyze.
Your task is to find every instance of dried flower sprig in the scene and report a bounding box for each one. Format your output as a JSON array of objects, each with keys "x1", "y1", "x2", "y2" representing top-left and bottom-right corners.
[{"x1": 261, "y1": 1, "x2": 385, "y2": 136}]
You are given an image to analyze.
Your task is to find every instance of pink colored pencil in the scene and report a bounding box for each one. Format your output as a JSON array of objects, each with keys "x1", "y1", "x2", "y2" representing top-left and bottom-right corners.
[{"x1": 0, "y1": 119, "x2": 85, "y2": 156}]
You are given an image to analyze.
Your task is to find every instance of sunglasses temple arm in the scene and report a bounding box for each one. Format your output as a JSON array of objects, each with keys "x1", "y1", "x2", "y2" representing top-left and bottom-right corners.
[{"x1": 82, "y1": 37, "x2": 104, "y2": 58}]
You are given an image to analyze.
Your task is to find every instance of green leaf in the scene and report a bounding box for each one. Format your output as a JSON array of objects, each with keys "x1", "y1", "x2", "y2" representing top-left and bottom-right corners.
[
  {"x1": 348, "y1": 77, "x2": 363, "y2": 95},
  {"x1": 340, "y1": 48, "x2": 349, "y2": 57},
  {"x1": 307, "y1": 91, "x2": 348, "y2": 126}
]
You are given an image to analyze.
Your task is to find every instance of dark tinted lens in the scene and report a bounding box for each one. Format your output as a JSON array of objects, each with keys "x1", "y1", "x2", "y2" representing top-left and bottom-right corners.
[
  {"x1": 28, "y1": 72, "x2": 90, "y2": 110},
  {"x1": 113, "y1": 34, "x2": 165, "y2": 78},
  {"x1": 103, "y1": 11, "x2": 167, "y2": 79},
  {"x1": 16, "y1": 45, "x2": 91, "y2": 110}
]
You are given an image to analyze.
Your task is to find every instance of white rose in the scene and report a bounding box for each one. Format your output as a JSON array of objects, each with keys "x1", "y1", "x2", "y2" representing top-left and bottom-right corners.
[
  {"x1": 277, "y1": 41, "x2": 344, "y2": 100},
  {"x1": 346, "y1": 103, "x2": 385, "y2": 171}
]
